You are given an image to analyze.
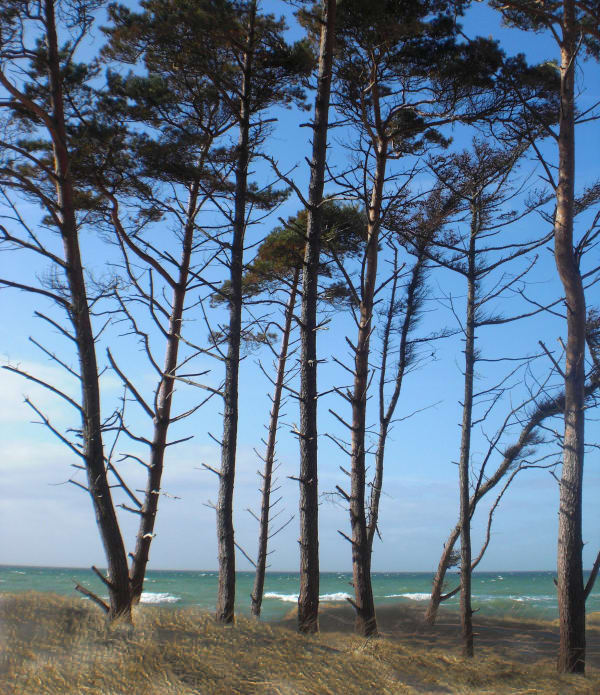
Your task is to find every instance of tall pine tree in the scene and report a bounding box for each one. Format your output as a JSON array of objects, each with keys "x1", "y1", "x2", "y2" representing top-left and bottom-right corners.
[{"x1": 490, "y1": 0, "x2": 600, "y2": 672}]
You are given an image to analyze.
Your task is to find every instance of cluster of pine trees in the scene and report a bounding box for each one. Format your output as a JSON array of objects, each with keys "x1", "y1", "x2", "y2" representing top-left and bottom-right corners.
[{"x1": 1, "y1": 0, "x2": 599, "y2": 675}]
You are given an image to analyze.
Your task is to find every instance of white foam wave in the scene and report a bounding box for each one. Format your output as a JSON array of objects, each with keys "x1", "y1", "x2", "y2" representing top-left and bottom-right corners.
[
  {"x1": 139, "y1": 592, "x2": 180, "y2": 604},
  {"x1": 474, "y1": 594, "x2": 556, "y2": 603},
  {"x1": 320, "y1": 592, "x2": 351, "y2": 602},
  {"x1": 264, "y1": 591, "x2": 351, "y2": 603},
  {"x1": 385, "y1": 592, "x2": 430, "y2": 601},
  {"x1": 264, "y1": 592, "x2": 298, "y2": 603}
]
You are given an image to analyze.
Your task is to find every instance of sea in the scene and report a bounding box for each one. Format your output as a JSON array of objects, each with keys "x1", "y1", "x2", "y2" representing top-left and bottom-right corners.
[{"x1": 2, "y1": 566, "x2": 600, "y2": 622}]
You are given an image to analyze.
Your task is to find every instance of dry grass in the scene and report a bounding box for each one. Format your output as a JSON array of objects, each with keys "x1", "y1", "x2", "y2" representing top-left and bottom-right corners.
[{"x1": 2, "y1": 592, "x2": 600, "y2": 694}]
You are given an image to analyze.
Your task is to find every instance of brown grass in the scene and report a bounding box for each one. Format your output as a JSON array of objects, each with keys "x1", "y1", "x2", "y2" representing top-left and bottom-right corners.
[{"x1": 2, "y1": 592, "x2": 600, "y2": 694}]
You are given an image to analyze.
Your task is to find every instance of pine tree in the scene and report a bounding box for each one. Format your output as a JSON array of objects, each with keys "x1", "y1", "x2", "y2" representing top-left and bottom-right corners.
[
  {"x1": 329, "y1": 0, "x2": 553, "y2": 639},
  {"x1": 0, "y1": 0, "x2": 131, "y2": 620},
  {"x1": 294, "y1": 0, "x2": 338, "y2": 634},
  {"x1": 86, "y1": 15, "x2": 239, "y2": 604},
  {"x1": 106, "y1": 0, "x2": 312, "y2": 623},
  {"x1": 222, "y1": 203, "x2": 365, "y2": 617},
  {"x1": 490, "y1": 0, "x2": 600, "y2": 672}
]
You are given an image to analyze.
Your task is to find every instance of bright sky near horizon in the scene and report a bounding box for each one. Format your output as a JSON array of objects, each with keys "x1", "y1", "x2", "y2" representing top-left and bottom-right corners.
[{"x1": 1, "y1": 0, "x2": 599, "y2": 576}]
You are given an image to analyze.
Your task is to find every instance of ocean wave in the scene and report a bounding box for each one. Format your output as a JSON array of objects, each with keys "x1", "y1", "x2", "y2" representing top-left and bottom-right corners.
[
  {"x1": 139, "y1": 592, "x2": 180, "y2": 604},
  {"x1": 264, "y1": 592, "x2": 299, "y2": 603},
  {"x1": 384, "y1": 593, "x2": 430, "y2": 601},
  {"x1": 264, "y1": 591, "x2": 351, "y2": 603},
  {"x1": 475, "y1": 594, "x2": 556, "y2": 603},
  {"x1": 321, "y1": 592, "x2": 352, "y2": 602}
]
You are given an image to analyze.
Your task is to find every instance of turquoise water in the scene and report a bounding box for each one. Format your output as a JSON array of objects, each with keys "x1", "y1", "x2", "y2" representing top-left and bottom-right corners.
[{"x1": 2, "y1": 566, "x2": 599, "y2": 621}]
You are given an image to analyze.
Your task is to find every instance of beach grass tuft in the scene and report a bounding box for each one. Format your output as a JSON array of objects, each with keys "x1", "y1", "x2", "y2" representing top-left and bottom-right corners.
[{"x1": 2, "y1": 592, "x2": 600, "y2": 694}]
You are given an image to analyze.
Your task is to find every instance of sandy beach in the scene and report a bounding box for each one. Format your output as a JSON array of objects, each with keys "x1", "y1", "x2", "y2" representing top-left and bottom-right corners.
[{"x1": 282, "y1": 601, "x2": 600, "y2": 668}]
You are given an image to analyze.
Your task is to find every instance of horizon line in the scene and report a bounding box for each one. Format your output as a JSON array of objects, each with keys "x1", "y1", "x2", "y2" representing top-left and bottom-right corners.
[{"x1": 0, "y1": 563, "x2": 563, "y2": 574}]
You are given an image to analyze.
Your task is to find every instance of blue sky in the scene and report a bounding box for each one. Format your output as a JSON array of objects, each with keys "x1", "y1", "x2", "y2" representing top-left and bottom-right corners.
[{"x1": 1, "y1": 0, "x2": 599, "y2": 574}]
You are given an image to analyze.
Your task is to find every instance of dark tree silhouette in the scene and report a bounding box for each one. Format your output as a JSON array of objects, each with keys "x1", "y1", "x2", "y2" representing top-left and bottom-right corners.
[
  {"x1": 295, "y1": 0, "x2": 338, "y2": 634},
  {"x1": 224, "y1": 204, "x2": 364, "y2": 617}
]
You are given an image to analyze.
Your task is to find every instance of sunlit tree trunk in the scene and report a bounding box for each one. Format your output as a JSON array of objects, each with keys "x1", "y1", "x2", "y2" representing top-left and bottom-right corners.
[{"x1": 555, "y1": 0, "x2": 586, "y2": 672}]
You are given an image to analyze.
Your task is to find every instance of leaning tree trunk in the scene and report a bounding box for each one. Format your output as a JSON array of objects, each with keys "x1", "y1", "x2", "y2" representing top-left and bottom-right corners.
[
  {"x1": 297, "y1": 0, "x2": 337, "y2": 634},
  {"x1": 129, "y1": 184, "x2": 198, "y2": 603},
  {"x1": 216, "y1": 2, "x2": 256, "y2": 625},
  {"x1": 251, "y1": 269, "x2": 300, "y2": 617},
  {"x1": 555, "y1": 0, "x2": 586, "y2": 673},
  {"x1": 349, "y1": 145, "x2": 387, "y2": 638},
  {"x1": 458, "y1": 208, "x2": 478, "y2": 657},
  {"x1": 45, "y1": 0, "x2": 131, "y2": 620},
  {"x1": 425, "y1": 521, "x2": 462, "y2": 626},
  {"x1": 425, "y1": 373, "x2": 599, "y2": 627}
]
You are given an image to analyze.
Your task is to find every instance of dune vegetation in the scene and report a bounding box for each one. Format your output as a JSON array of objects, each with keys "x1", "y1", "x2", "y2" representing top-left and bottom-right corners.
[
  {"x1": 1, "y1": 0, "x2": 600, "y2": 678},
  {"x1": 2, "y1": 593, "x2": 600, "y2": 694}
]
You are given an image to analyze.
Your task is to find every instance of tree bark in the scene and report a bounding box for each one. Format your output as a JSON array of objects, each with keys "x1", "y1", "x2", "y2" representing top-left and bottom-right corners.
[
  {"x1": 349, "y1": 144, "x2": 387, "y2": 637},
  {"x1": 458, "y1": 203, "x2": 478, "y2": 657},
  {"x1": 297, "y1": 0, "x2": 337, "y2": 634},
  {"x1": 44, "y1": 0, "x2": 131, "y2": 620},
  {"x1": 129, "y1": 183, "x2": 199, "y2": 603},
  {"x1": 251, "y1": 269, "x2": 300, "y2": 617},
  {"x1": 216, "y1": 0, "x2": 256, "y2": 625},
  {"x1": 425, "y1": 520, "x2": 461, "y2": 625},
  {"x1": 555, "y1": 0, "x2": 586, "y2": 673}
]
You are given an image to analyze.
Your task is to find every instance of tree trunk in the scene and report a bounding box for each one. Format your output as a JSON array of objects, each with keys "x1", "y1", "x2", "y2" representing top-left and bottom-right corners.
[
  {"x1": 555, "y1": 0, "x2": 586, "y2": 673},
  {"x1": 368, "y1": 247, "x2": 428, "y2": 554},
  {"x1": 458, "y1": 205, "x2": 478, "y2": 657},
  {"x1": 425, "y1": 370, "x2": 599, "y2": 627},
  {"x1": 129, "y1": 183, "x2": 198, "y2": 603},
  {"x1": 349, "y1": 145, "x2": 387, "y2": 637},
  {"x1": 297, "y1": 0, "x2": 337, "y2": 634},
  {"x1": 251, "y1": 269, "x2": 300, "y2": 617},
  {"x1": 44, "y1": 0, "x2": 131, "y2": 620},
  {"x1": 216, "y1": 1, "x2": 256, "y2": 625},
  {"x1": 425, "y1": 522, "x2": 461, "y2": 626}
]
